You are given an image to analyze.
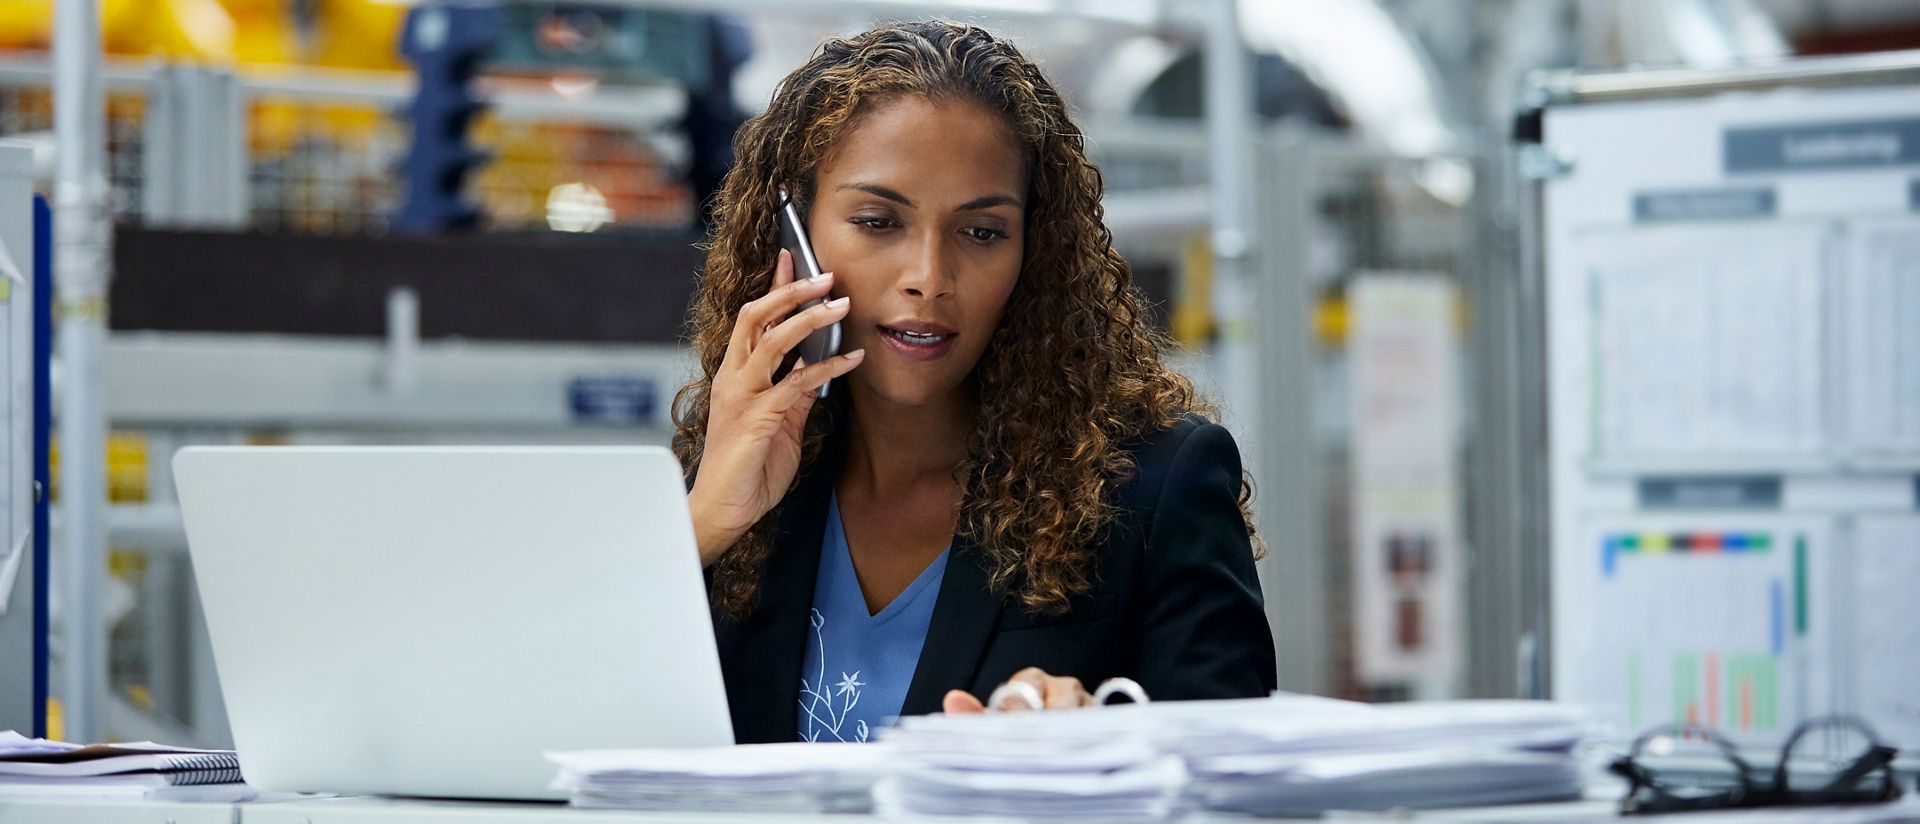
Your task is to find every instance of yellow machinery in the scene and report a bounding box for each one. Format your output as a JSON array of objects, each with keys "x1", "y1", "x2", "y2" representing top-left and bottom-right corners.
[{"x1": 0, "y1": 0, "x2": 404, "y2": 71}]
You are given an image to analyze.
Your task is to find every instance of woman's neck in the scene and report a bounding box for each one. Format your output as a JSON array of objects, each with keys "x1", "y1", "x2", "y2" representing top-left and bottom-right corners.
[{"x1": 840, "y1": 383, "x2": 973, "y2": 500}]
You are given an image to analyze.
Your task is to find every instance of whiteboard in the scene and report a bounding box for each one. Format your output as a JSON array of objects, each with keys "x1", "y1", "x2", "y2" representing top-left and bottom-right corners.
[
  {"x1": 1541, "y1": 83, "x2": 1920, "y2": 745},
  {"x1": 0, "y1": 142, "x2": 34, "y2": 735}
]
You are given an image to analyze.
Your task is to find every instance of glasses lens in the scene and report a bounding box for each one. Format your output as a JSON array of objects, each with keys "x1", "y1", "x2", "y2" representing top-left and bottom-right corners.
[
  {"x1": 1632, "y1": 727, "x2": 1748, "y2": 798},
  {"x1": 1780, "y1": 717, "x2": 1884, "y2": 793}
]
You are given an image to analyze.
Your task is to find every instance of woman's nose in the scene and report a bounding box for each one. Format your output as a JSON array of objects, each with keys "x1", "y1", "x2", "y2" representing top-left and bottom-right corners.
[{"x1": 898, "y1": 232, "x2": 955, "y2": 299}]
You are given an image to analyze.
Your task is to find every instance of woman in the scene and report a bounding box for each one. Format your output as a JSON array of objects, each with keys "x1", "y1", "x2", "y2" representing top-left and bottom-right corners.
[{"x1": 673, "y1": 20, "x2": 1275, "y2": 744}]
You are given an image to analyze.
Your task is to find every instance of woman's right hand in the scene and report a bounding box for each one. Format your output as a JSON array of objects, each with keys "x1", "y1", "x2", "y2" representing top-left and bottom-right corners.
[{"x1": 688, "y1": 249, "x2": 865, "y2": 567}]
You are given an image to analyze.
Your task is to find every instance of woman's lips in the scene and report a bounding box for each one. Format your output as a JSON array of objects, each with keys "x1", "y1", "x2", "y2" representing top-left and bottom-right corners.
[{"x1": 877, "y1": 325, "x2": 958, "y2": 361}]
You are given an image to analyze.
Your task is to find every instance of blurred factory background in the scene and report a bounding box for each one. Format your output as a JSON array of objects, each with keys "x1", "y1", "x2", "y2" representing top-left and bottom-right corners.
[{"x1": 0, "y1": 0, "x2": 1915, "y2": 750}]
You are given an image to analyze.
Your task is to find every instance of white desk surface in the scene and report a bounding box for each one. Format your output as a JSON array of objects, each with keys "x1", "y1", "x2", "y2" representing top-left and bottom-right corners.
[
  {"x1": 243, "y1": 797, "x2": 915, "y2": 824},
  {"x1": 0, "y1": 795, "x2": 1622, "y2": 824},
  {"x1": 3, "y1": 794, "x2": 1917, "y2": 824},
  {"x1": 0, "y1": 796, "x2": 241, "y2": 824}
]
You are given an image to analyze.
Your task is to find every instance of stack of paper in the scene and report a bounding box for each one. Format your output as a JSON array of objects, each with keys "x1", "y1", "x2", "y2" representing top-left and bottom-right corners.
[
  {"x1": 547, "y1": 742, "x2": 887, "y2": 812},
  {"x1": 876, "y1": 696, "x2": 1587, "y2": 818},
  {"x1": 875, "y1": 713, "x2": 1189, "y2": 818},
  {"x1": 1174, "y1": 699, "x2": 1589, "y2": 816},
  {"x1": 0, "y1": 731, "x2": 255, "y2": 802},
  {"x1": 550, "y1": 697, "x2": 1588, "y2": 817}
]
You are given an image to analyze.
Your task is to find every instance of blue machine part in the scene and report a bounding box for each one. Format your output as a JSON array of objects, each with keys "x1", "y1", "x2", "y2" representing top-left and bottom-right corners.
[
  {"x1": 31, "y1": 196, "x2": 49, "y2": 738},
  {"x1": 395, "y1": 1, "x2": 504, "y2": 233},
  {"x1": 568, "y1": 375, "x2": 658, "y2": 426}
]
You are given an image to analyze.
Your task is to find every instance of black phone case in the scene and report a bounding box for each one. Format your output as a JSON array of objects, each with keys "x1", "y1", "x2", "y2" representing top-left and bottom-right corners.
[{"x1": 777, "y1": 190, "x2": 842, "y2": 394}]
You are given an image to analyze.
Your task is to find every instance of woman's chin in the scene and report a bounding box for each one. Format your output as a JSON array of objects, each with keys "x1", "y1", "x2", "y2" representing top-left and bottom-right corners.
[{"x1": 847, "y1": 370, "x2": 966, "y2": 411}]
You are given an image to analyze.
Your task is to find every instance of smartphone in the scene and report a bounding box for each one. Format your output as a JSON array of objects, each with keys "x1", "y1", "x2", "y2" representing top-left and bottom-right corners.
[{"x1": 776, "y1": 186, "x2": 842, "y2": 397}]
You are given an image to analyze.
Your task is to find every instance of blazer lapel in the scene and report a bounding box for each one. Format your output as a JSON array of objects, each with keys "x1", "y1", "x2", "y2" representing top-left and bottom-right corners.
[
  {"x1": 713, "y1": 457, "x2": 834, "y2": 743},
  {"x1": 899, "y1": 532, "x2": 1003, "y2": 716}
]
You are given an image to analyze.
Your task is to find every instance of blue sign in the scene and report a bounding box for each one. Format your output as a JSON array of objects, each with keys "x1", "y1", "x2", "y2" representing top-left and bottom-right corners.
[
  {"x1": 1726, "y1": 118, "x2": 1920, "y2": 174},
  {"x1": 1633, "y1": 188, "x2": 1775, "y2": 223},
  {"x1": 1639, "y1": 476, "x2": 1783, "y2": 510},
  {"x1": 568, "y1": 376, "x2": 658, "y2": 425}
]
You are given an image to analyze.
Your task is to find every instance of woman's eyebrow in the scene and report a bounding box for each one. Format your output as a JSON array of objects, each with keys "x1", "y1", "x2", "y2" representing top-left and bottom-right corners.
[
  {"x1": 834, "y1": 182, "x2": 1023, "y2": 213},
  {"x1": 956, "y1": 193, "x2": 1022, "y2": 212},
  {"x1": 836, "y1": 181, "x2": 914, "y2": 207}
]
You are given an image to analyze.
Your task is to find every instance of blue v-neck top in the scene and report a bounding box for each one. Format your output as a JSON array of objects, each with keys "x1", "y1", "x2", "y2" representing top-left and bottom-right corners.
[{"x1": 796, "y1": 494, "x2": 950, "y2": 743}]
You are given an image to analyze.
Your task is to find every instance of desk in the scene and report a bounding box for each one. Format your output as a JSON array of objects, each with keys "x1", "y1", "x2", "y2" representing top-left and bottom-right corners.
[
  {"x1": 1, "y1": 795, "x2": 1915, "y2": 824},
  {"x1": 0, "y1": 797, "x2": 240, "y2": 824},
  {"x1": 237, "y1": 797, "x2": 1629, "y2": 823},
  {"x1": 242, "y1": 798, "x2": 1000, "y2": 824}
]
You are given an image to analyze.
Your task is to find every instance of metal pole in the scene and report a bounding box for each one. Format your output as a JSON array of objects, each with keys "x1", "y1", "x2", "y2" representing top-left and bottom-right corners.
[
  {"x1": 1203, "y1": 0, "x2": 1256, "y2": 436},
  {"x1": 1513, "y1": 149, "x2": 1551, "y2": 701},
  {"x1": 1202, "y1": 0, "x2": 1295, "y2": 687},
  {"x1": 1256, "y1": 131, "x2": 1328, "y2": 696},
  {"x1": 53, "y1": 0, "x2": 111, "y2": 744}
]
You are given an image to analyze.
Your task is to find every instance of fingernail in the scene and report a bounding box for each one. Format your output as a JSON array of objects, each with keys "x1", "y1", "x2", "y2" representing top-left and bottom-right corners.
[
  {"x1": 826, "y1": 297, "x2": 849, "y2": 309},
  {"x1": 810, "y1": 271, "x2": 832, "y2": 283},
  {"x1": 845, "y1": 349, "x2": 865, "y2": 360}
]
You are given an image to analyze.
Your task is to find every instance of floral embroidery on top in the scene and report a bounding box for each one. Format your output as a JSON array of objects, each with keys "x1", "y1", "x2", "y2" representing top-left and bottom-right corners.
[{"x1": 799, "y1": 608, "x2": 870, "y2": 742}]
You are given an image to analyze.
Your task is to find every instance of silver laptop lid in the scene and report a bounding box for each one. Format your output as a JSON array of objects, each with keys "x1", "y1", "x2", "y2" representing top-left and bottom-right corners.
[{"x1": 175, "y1": 446, "x2": 733, "y2": 800}]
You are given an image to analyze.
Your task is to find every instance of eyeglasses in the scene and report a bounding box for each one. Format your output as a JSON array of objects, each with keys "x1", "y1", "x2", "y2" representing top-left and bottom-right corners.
[{"x1": 1610, "y1": 715, "x2": 1902, "y2": 815}]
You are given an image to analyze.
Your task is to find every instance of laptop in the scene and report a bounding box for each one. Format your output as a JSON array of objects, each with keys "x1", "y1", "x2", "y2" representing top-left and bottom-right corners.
[{"x1": 174, "y1": 446, "x2": 735, "y2": 800}]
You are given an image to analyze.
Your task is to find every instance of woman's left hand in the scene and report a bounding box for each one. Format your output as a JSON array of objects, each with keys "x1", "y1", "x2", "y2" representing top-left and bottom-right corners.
[{"x1": 942, "y1": 667, "x2": 1091, "y2": 713}]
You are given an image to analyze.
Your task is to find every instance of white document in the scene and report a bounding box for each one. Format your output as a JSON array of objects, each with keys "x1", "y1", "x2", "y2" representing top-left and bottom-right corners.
[
  {"x1": 0, "y1": 732, "x2": 71, "y2": 758},
  {"x1": 1347, "y1": 275, "x2": 1462, "y2": 686},
  {"x1": 1844, "y1": 220, "x2": 1920, "y2": 458},
  {"x1": 873, "y1": 757, "x2": 1187, "y2": 819},
  {"x1": 887, "y1": 755, "x2": 1186, "y2": 796},
  {"x1": 548, "y1": 742, "x2": 888, "y2": 813},
  {"x1": 1584, "y1": 224, "x2": 1829, "y2": 458},
  {"x1": 1190, "y1": 748, "x2": 1583, "y2": 816},
  {"x1": 1850, "y1": 516, "x2": 1920, "y2": 750},
  {"x1": 1568, "y1": 516, "x2": 1833, "y2": 745},
  {"x1": 548, "y1": 741, "x2": 888, "y2": 779}
]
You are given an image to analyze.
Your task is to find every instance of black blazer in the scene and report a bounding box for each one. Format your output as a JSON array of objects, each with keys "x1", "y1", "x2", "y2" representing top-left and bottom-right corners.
[{"x1": 711, "y1": 415, "x2": 1277, "y2": 744}]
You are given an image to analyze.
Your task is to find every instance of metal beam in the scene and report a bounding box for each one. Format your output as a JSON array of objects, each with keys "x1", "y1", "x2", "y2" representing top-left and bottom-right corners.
[
  {"x1": 100, "y1": 332, "x2": 689, "y2": 433},
  {"x1": 1253, "y1": 129, "x2": 1329, "y2": 697},
  {"x1": 0, "y1": 51, "x2": 688, "y2": 131},
  {"x1": 53, "y1": 0, "x2": 112, "y2": 745},
  {"x1": 1527, "y1": 48, "x2": 1920, "y2": 107},
  {"x1": 581, "y1": 0, "x2": 1168, "y2": 29}
]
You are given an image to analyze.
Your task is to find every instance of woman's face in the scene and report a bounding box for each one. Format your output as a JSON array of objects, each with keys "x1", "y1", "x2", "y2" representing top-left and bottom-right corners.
[{"x1": 807, "y1": 95, "x2": 1026, "y2": 411}]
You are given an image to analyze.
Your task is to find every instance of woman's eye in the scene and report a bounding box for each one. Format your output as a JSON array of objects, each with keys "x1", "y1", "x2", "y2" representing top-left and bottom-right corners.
[
  {"x1": 963, "y1": 226, "x2": 1008, "y2": 244},
  {"x1": 850, "y1": 216, "x2": 895, "y2": 231}
]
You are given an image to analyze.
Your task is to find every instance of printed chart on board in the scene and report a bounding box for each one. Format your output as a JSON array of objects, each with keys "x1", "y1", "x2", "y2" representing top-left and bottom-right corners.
[
  {"x1": 1843, "y1": 218, "x2": 1920, "y2": 461},
  {"x1": 1570, "y1": 516, "x2": 1831, "y2": 745},
  {"x1": 1581, "y1": 223, "x2": 1829, "y2": 462},
  {"x1": 1849, "y1": 516, "x2": 1920, "y2": 750}
]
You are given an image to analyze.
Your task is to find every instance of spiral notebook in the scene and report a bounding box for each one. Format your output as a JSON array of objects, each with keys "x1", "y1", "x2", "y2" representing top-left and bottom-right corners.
[
  {"x1": 0, "y1": 737, "x2": 241, "y2": 778},
  {"x1": 0, "y1": 766, "x2": 245, "y2": 787}
]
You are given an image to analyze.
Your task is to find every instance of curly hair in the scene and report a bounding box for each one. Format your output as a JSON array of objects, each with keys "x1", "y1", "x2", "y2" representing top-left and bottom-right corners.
[{"x1": 673, "y1": 20, "x2": 1260, "y2": 618}]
